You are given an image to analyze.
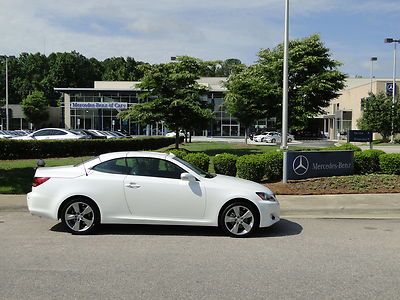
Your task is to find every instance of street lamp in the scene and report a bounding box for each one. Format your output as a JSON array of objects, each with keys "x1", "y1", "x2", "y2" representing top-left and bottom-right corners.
[
  {"x1": 1, "y1": 56, "x2": 9, "y2": 130},
  {"x1": 370, "y1": 57, "x2": 377, "y2": 93},
  {"x1": 384, "y1": 38, "x2": 400, "y2": 143},
  {"x1": 282, "y1": 0, "x2": 290, "y2": 183}
]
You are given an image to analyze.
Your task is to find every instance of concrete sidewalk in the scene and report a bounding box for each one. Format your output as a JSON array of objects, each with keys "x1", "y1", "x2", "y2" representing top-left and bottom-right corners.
[{"x1": 1, "y1": 193, "x2": 400, "y2": 219}]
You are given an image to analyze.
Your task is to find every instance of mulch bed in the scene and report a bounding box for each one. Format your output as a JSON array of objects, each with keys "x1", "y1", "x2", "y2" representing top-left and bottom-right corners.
[{"x1": 265, "y1": 174, "x2": 400, "y2": 195}]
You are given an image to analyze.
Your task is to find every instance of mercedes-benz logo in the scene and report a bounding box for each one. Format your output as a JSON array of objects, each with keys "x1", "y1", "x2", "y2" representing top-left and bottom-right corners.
[{"x1": 293, "y1": 155, "x2": 309, "y2": 176}]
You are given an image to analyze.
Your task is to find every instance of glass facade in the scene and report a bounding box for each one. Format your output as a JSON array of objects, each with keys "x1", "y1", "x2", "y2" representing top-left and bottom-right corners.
[
  {"x1": 63, "y1": 89, "x2": 277, "y2": 137},
  {"x1": 68, "y1": 91, "x2": 148, "y2": 135}
]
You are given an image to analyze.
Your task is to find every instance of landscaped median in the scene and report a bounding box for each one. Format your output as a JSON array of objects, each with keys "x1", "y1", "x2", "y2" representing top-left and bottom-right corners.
[{"x1": 2, "y1": 141, "x2": 400, "y2": 195}]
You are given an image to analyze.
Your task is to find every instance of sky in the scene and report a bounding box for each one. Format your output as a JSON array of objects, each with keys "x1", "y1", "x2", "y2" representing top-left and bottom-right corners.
[{"x1": 0, "y1": 0, "x2": 399, "y2": 78}]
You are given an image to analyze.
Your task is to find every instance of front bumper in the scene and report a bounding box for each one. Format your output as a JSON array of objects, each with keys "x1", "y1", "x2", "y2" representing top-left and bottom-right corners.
[{"x1": 258, "y1": 201, "x2": 280, "y2": 228}]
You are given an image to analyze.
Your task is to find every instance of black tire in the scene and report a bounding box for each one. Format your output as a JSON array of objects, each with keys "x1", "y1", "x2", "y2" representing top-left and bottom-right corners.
[
  {"x1": 219, "y1": 201, "x2": 259, "y2": 238},
  {"x1": 271, "y1": 138, "x2": 276, "y2": 143},
  {"x1": 288, "y1": 138, "x2": 292, "y2": 142},
  {"x1": 61, "y1": 198, "x2": 100, "y2": 235}
]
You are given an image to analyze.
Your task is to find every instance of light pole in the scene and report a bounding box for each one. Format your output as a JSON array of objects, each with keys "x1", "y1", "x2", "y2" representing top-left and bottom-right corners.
[
  {"x1": 384, "y1": 38, "x2": 400, "y2": 143},
  {"x1": 282, "y1": 0, "x2": 290, "y2": 183},
  {"x1": 370, "y1": 57, "x2": 377, "y2": 93},
  {"x1": 1, "y1": 56, "x2": 9, "y2": 130}
]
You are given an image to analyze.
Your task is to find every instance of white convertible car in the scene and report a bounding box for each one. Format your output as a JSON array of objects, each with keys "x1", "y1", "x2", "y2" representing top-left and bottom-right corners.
[{"x1": 27, "y1": 152, "x2": 280, "y2": 237}]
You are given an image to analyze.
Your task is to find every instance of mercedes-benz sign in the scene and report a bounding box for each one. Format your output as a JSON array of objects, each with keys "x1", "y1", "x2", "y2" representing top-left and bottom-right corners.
[
  {"x1": 286, "y1": 151, "x2": 354, "y2": 180},
  {"x1": 292, "y1": 155, "x2": 309, "y2": 176}
]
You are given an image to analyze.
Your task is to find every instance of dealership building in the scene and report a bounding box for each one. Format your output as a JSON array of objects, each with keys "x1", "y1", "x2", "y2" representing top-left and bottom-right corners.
[
  {"x1": 317, "y1": 78, "x2": 399, "y2": 140},
  {"x1": 55, "y1": 77, "x2": 275, "y2": 137},
  {"x1": 2, "y1": 77, "x2": 399, "y2": 139}
]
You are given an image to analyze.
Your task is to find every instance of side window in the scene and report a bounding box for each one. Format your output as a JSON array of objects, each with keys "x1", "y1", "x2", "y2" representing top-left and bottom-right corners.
[
  {"x1": 126, "y1": 157, "x2": 185, "y2": 179},
  {"x1": 92, "y1": 158, "x2": 129, "y2": 175},
  {"x1": 52, "y1": 129, "x2": 67, "y2": 136},
  {"x1": 33, "y1": 130, "x2": 51, "y2": 137}
]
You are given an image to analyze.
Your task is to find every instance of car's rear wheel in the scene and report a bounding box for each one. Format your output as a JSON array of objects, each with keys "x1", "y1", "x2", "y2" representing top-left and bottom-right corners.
[
  {"x1": 271, "y1": 138, "x2": 276, "y2": 143},
  {"x1": 61, "y1": 198, "x2": 99, "y2": 235},
  {"x1": 219, "y1": 202, "x2": 259, "y2": 237},
  {"x1": 288, "y1": 138, "x2": 292, "y2": 142}
]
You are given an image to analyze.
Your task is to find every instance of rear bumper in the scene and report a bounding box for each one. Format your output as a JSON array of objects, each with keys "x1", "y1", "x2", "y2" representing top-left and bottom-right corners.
[
  {"x1": 258, "y1": 201, "x2": 280, "y2": 228},
  {"x1": 27, "y1": 192, "x2": 58, "y2": 220}
]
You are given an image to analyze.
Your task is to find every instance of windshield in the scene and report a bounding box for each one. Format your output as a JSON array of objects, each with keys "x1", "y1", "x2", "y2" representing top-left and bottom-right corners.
[{"x1": 173, "y1": 157, "x2": 215, "y2": 178}]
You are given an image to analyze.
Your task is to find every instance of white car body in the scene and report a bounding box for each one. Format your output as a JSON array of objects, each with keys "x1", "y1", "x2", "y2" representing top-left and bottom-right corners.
[
  {"x1": 27, "y1": 151, "x2": 280, "y2": 237},
  {"x1": 264, "y1": 133, "x2": 295, "y2": 143},
  {"x1": 12, "y1": 128, "x2": 85, "y2": 140},
  {"x1": 165, "y1": 131, "x2": 186, "y2": 137},
  {"x1": 253, "y1": 132, "x2": 277, "y2": 142}
]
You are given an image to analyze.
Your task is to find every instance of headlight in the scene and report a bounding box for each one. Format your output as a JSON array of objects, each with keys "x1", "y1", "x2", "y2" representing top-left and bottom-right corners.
[{"x1": 256, "y1": 192, "x2": 276, "y2": 201}]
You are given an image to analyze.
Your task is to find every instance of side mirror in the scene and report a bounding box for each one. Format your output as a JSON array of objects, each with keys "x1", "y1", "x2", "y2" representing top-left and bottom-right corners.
[{"x1": 181, "y1": 172, "x2": 196, "y2": 182}]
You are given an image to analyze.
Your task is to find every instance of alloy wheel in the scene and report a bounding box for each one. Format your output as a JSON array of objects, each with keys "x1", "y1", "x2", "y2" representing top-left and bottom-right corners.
[
  {"x1": 64, "y1": 201, "x2": 95, "y2": 233},
  {"x1": 224, "y1": 205, "x2": 254, "y2": 236}
]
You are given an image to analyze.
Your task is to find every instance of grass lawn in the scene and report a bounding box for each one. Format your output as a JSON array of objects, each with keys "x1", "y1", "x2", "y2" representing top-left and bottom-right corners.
[{"x1": 0, "y1": 156, "x2": 92, "y2": 194}]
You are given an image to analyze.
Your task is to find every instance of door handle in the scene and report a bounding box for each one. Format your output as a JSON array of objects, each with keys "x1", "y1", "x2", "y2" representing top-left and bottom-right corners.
[{"x1": 125, "y1": 182, "x2": 141, "y2": 189}]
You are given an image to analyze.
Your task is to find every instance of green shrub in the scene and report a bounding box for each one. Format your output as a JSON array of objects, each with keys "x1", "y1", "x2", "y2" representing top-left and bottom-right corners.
[
  {"x1": 236, "y1": 155, "x2": 265, "y2": 182},
  {"x1": 328, "y1": 143, "x2": 362, "y2": 152},
  {"x1": 380, "y1": 154, "x2": 400, "y2": 174},
  {"x1": 354, "y1": 149, "x2": 385, "y2": 174},
  {"x1": 262, "y1": 151, "x2": 283, "y2": 181},
  {"x1": 183, "y1": 153, "x2": 210, "y2": 172},
  {"x1": 0, "y1": 137, "x2": 177, "y2": 160},
  {"x1": 213, "y1": 153, "x2": 238, "y2": 176},
  {"x1": 167, "y1": 148, "x2": 189, "y2": 159}
]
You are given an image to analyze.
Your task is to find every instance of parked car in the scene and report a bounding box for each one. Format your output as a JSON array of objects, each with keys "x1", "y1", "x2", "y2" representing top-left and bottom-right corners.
[
  {"x1": 253, "y1": 132, "x2": 276, "y2": 142},
  {"x1": 86, "y1": 130, "x2": 120, "y2": 139},
  {"x1": 74, "y1": 129, "x2": 106, "y2": 139},
  {"x1": 12, "y1": 128, "x2": 86, "y2": 140},
  {"x1": 0, "y1": 130, "x2": 12, "y2": 139},
  {"x1": 165, "y1": 131, "x2": 186, "y2": 138},
  {"x1": 27, "y1": 151, "x2": 280, "y2": 237},
  {"x1": 264, "y1": 132, "x2": 295, "y2": 143}
]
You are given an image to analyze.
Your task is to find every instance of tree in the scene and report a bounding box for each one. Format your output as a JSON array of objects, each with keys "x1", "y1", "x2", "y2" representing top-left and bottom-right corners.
[
  {"x1": 256, "y1": 34, "x2": 346, "y2": 130},
  {"x1": 119, "y1": 56, "x2": 213, "y2": 149},
  {"x1": 21, "y1": 91, "x2": 49, "y2": 129},
  {"x1": 199, "y1": 58, "x2": 245, "y2": 77},
  {"x1": 224, "y1": 65, "x2": 272, "y2": 144},
  {"x1": 357, "y1": 92, "x2": 393, "y2": 139}
]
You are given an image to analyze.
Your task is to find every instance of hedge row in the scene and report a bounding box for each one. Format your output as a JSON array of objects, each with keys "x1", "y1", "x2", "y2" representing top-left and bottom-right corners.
[
  {"x1": 380, "y1": 154, "x2": 400, "y2": 174},
  {"x1": 0, "y1": 137, "x2": 180, "y2": 159},
  {"x1": 354, "y1": 150, "x2": 385, "y2": 174}
]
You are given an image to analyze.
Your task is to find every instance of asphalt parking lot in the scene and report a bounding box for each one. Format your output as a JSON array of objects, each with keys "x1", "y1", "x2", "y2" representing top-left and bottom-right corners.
[{"x1": 0, "y1": 212, "x2": 399, "y2": 299}]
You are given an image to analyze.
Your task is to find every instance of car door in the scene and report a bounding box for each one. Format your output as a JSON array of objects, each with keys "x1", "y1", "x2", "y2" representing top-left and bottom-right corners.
[{"x1": 123, "y1": 157, "x2": 206, "y2": 221}]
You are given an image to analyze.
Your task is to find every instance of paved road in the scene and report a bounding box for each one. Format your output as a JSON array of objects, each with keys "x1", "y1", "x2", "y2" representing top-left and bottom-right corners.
[{"x1": 1, "y1": 212, "x2": 399, "y2": 299}]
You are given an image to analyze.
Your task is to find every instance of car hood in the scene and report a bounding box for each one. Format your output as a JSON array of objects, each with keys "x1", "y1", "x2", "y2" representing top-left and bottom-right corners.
[{"x1": 209, "y1": 174, "x2": 274, "y2": 194}]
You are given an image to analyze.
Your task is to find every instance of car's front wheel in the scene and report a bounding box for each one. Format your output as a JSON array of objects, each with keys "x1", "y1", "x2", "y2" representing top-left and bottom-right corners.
[
  {"x1": 288, "y1": 138, "x2": 292, "y2": 142},
  {"x1": 271, "y1": 138, "x2": 276, "y2": 143},
  {"x1": 219, "y1": 202, "x2": 259, "y2": 237},
  {"x1": 61, "y1": 198, "x2": 99, "y2": 235}
]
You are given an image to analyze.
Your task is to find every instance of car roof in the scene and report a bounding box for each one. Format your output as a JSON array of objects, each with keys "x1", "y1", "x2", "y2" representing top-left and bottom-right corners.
[{"x1": 98, "y1": 151, "x2": 169, "y2": 162}]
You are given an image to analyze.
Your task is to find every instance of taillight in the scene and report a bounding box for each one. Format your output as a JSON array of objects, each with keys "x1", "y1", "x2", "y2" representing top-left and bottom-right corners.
[{"x1": 32, "y1": 177, "x2": 50, "y2": 187}]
